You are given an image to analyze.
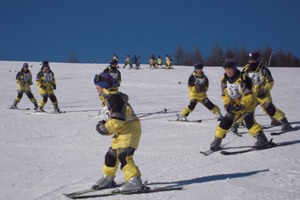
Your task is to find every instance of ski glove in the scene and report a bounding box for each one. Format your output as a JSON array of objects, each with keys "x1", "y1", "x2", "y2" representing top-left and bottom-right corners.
[
  {"x1": 96, "y1": 120, "x2": 109, "y2": 135},
  {"x1": 52, "y1": 84, "x2": 56, "y2": 90},
  {"x1": 40, "y1": 84, "x2": 46, "y2": 90},
  {"x1": 231, "y1": 104, "x2": 245, "y2": 112},
  {"x1": 195, "y1": 84, "x2": 206, "y2": 93},
  {"x1": 257, "y1": 89, "x2": 267, "y2": 98},
  {"x1": 224, "y1": 104, "x2": 233, "y2": 112}
]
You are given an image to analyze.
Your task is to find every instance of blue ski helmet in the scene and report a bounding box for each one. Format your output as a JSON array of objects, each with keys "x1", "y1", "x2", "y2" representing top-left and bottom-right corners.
[{"x1": 94, "y1": 73, "x2": 119, "y2": 89}]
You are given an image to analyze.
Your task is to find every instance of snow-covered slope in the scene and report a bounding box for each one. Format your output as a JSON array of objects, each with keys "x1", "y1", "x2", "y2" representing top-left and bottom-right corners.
[{"x1": 1, "y1": 61, "x2": 300, "y2": 200}]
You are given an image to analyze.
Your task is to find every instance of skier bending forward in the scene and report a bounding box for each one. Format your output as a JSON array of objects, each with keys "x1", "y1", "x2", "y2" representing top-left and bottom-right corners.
[{"x1": 92, "y1": 72, "x2": 143, "y2": 192}]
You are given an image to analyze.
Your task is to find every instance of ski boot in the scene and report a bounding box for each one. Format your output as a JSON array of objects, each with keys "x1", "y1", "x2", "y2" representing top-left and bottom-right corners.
[
  {"x1": 210, "y1": 137, "x2": 222, "y2": 151},
  {"x1": 177, "y1": 113, "x2": 188, "y2": 121},
  {"x1": 54, "y1": 105, "x2": 61, "y2": 113},
  {"x1": 91, "y1": 175, "x2": 116, "y2": 190},
  {"x1": 253, "y1": 132, "x2": 269, "y2": 149},
  {"x1": 116, "y1": 176, "x2": 143, "y2": 192},
  {"x1": 33, "y1": 102, "x2": 38, "y2": 111},
  {"x1": 10, "y1": 100, "x2": 18, "y2": 109},
  {"x1": 37, "y1": 106, "x2": 46, "y2": 113},
  {"x1": 270, "y1": 118, "x2": 281, "y2": 126},
  {"x1": 280, "y1": 118, "x2": 292, "y2": 132}
]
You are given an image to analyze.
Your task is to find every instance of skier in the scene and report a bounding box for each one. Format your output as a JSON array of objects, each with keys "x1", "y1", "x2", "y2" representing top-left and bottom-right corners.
[
  {"x1": 177, "y1": 63, "x2": 222, "y2": 121},
  {"x1": 165, "y1": 55, "x2": 173, "y2": 69},
  {"x1": 92, "y1": 73, "x2": 143, "y2": 192},
  {"x1": 210, "y1": 59, "x2": 270, "y2": 151},
  {"x1": 135, "y1": 55, "x2": 141, "y2": 69},
  {"x1": 123, "y1": 55, "x2": 133, "y2": 69},
  {"x1": 112, "y1": 53, "x2": 119, "y2": 68},
  {"x1": 103, "y1": 59, "x2": 121, "y2": 87},
  {"x1": 157, "y1": 56, "x2": 163, "y2": 68},
  {"x1": 149, "y1": 55, "x2": 157, "y2": 68},
  {"x1": 230, "y1": 52, "x2": 292, "y2": 134},
  {"x1": 10, "y1": 63, "x2": 38, "y2": 110},
  {"x1": 36, "y1": 61, "x2": 60, "y2": 113}
]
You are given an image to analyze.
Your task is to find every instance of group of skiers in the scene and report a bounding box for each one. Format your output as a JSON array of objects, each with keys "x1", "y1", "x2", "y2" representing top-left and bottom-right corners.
[
  {"x1": 149, "y1": 54, "x2": 173, "y2": 69},
  {"x1": 110, "y1": 53, "x2": 173, "y2": 70},
  {"x1": 10, "y1": 51, "x2": 293, "y2": 193},
  {"x1": 177, "y1": 52, "x2": 292, "y2": 151},
  {"x1": 10, "y1": 61, "x2": 61, "y2": 113},
  {"x1": 91, "y1": 51, "x2": 293, "y2": 193}
]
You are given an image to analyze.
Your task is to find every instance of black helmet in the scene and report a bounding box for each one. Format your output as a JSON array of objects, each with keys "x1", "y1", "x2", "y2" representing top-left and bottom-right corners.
[{"x1": 248, "y1": 52, "x2": 261, "y2": 62}]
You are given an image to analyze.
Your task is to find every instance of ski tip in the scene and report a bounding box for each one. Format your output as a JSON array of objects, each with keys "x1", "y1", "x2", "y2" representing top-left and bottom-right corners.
[{"x1": 200, "y1": 150, "x2": 213, "y2": 156}]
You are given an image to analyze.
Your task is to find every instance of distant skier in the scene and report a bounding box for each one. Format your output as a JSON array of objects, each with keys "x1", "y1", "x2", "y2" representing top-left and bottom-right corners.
[
  {"x1": 131, "y1": 54, "x2": 140, "y2": 69},
  {"x1": 111, "y1": 53, "x2": 119, "y2": 68},
  {"x1": 103, "y1": 59, "x2": 121, "y2": 87},
  {"x1": 177, "y1": 63, "x2": 222, "y2": 121},
  {"x1": 123, "y1": 55, "x2": 133, "y2": 69},
  {"x1": 165, "y1": 55, "x2": 173, "y2": 69},
  {"x1": 149, "y1": 54, "x2": 157, "y2": 68},
  {"x1": 157, "y1": 56, "x2": 163, "y2": 68},
  {"x1": 135, "y1": 55, "x2": 141, "y2": 69},
  {"x1": 92, "y1": 73, "x2": 143, "y2": 192},
  {"x1": 210, "y1": 59, "x2": 270, "y2": 151},
  {"x1": 36, "y1": 61, "x2": 60, "y2": 113},
  {"x1": 230, "y1": 52, "x2": 292, "y2": 134},
  {"x1": 10, "y1": 63, "x2": 38, "y2": 110}
]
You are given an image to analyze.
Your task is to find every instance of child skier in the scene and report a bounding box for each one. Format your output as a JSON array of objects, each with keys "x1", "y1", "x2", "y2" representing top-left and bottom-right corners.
[
  {"x1": 10, "y1": 63, "x2": 38, "y2": 110},
  {"x1": 177, "y1": 63, "x2": 222, "y2": 121},
  {"x1": 92, "y1": 73, "x2": 143, "y2": 192}
]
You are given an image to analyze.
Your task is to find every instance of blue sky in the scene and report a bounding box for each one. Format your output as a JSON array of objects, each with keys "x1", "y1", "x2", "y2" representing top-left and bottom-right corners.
[{"x1": 1, "y1": 0, "x2": 299, "y2": 64}]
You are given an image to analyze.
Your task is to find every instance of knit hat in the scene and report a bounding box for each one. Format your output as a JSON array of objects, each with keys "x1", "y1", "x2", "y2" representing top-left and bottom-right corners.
[
  {"x1": 42, "y1": 61, "x2": 49, "y2": 67},
  {"x1": 23, "y1": 63, "x2": 29, "y2": 68},
  {"x1": 222, "y1": 59, "x2": 237, "y2": 71},
  {"x1": 194, "y1": 63, "x2": 204, "y2": 69}
]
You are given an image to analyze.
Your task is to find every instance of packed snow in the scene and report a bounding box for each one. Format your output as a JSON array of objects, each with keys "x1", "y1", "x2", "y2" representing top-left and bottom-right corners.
[{"x1": 1, "y1": 61, "x2": 300, "y2": 200}]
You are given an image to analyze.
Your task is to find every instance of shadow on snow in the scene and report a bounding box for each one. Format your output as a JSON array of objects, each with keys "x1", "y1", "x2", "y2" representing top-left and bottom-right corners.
[{"x1": 148, "y1": 169, "x2": 269, "y2": 187}]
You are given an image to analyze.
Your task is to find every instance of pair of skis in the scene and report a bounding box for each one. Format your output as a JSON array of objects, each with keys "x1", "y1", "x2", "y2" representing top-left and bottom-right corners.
[
  {"x1": 8, "y1": 107, "x2": 30, "y2": 110},
  {"x1": 64, "y1": 182, "x2": 183, "y2": 199},
  {"x1": 200, "y1": 138, "x2": 297, "y2": 156},
  {"x1": 169, "y1": 119, "x2": 202, "y2": 123}
]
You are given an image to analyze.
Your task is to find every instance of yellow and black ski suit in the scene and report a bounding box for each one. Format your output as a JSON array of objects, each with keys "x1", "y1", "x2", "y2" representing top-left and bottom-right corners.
[
  {"x1": 36, "y1": 68, "x2": 58, "y2": 108},
  {"x1": 180, "y1": 71, "x2": 221, "y2": 117},
  {"x1": 96, "y1": 89, "x2": 142, "y2": 182},
  {"x1": 215, "y1": 70, "x2": 263, "y2": 139},
  {"x1": 243, "y1": 64, "x2": 286, "y2": 122},
  {"x1": 13, "y1": 68, "x2": 38, "y2": 107}
]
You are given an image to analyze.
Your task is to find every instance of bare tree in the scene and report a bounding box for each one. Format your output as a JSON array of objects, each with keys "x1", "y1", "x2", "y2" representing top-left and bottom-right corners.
[
  {"x1": 192, "y1": 48, "x2": 205, "y2": 64},
  {"x1": 173, "y1": 46, "x2": 185, "y2": 65},
  {"x1": 225, "y1": 47, "x2": 235, "y2": 59},
  {"x1": 66, "y1": 52, "x2": 79, "y2": 63},
  {"x1": 172, "y1": 44, "x2": 300, "y2": 67},
  {"x1": 207, "y1": 43, "x2": 223, "y2": 66},
  {"x1": 233, "y1": 47, "x2": 248, "y2": 66},
  {"x1": 183, "y1": 51, "x2": 193, "y2": 66}
]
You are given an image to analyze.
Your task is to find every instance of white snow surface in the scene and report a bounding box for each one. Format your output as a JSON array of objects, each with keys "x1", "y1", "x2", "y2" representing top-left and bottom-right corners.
[{"x1": 1, "y1": 61, "x2": 300, "y2": 200}]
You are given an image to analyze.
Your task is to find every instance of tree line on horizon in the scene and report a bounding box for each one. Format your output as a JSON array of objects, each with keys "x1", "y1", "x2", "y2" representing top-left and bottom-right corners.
[{"x1": 173, "y1": 44, "x2": 300, "y2": 67}]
